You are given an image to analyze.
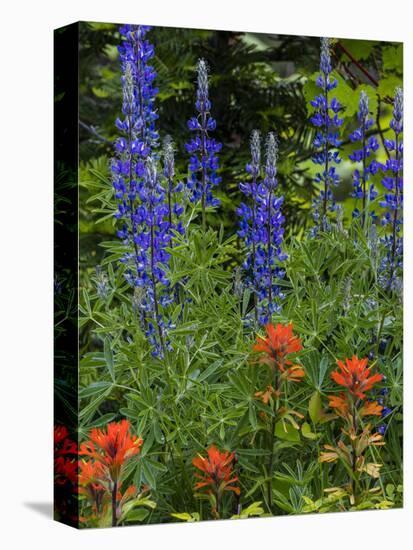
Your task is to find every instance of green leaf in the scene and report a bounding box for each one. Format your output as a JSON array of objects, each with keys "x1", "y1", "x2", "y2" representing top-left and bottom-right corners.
[
  {"x1": 275, "y1": 421, "x2": 300, "y2": 442},
  {"x1": 231, "y1": 501, "x2": 264, "y2": 519},
  {"x1": 331, "y1": 72, "x2": 360, "y2": 118},
  {"x1": 242, "y1": 288, "x2": 252, "y2": 317},
  {"x1": 123, "y1": 509, "x2": 149, "y2": 522},
  {"x1": 301, "y1": 422, "x2": 320, "y2": 440},
  {"x1": 303, "y1": 73, "x2": 319, "y2": 114},
  {"x1": 382, "y1": 44, "x2": 403, "y2": 76},
  {"x1": 103, "y1": 338, "x2": 115, "y2": 382},
  {"x1": 92, "y1": 86, "x2": 109, "y2": 98},
  {"x1": 378, "y1": 75, "x2": 402, "y2": 99},
  {"x1": 171, "y1": 512, "x2": 200, "y2": 522},
  {"x1": 79, "y1": 381, "x2": 113, "y2": 399},
  {"x1": 309, "y1": 391, "x2": 323, "y2": 424},
  {"x1": 198, "y1": 360, "x2": 223, "y2": 382},
  {"x1": 339, "y1": 39, "x2": 376, "y2": 60},
  {"x1": 141, "y1": 460, "x2": 157, "y2": 489},
  {"x1": 248, "y1": 402, "x2": 257, "y2": 430}
]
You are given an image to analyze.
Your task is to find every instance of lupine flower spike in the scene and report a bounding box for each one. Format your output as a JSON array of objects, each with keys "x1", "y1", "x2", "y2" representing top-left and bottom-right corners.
[
  {"x1": 310, "y1": 37, "x2": 343, "y2": 234},
  {"x1": 186, "y1": 59, "x2": 222, "y2": 230},
  {"x1": 379, "y1": 87, "x2": 403, "y2": 291},
  {"x1": 254, "y1": 133, "x2": 286, "y2": 324},
  {"x1": 349, "y1": 91, "x2": 379, "y2": 225},
  {"x1": 237, "y1": 130, "x2": 262, "y2": 322},
  {"x1": 112, "y1": 26, "x2": 173, "y2": 356}
]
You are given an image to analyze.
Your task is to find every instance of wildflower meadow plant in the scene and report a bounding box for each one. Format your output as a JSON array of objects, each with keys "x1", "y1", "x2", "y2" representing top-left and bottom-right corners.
[
  {"x1": 254, "y1": 133, "x2": 286, "y2": 324},
  {"x1": 310, "y1": 37, "x2": 343, "y2": 234},
  {"x1": 237, "y1": 130, "x2": 262, "y2": 321},
  {"x1": 192, "y1": 445, "x2": 240, "y2": 519},
  {"x1": 80, "y1": 420, "x2": 146, "y2": 527},
  {"x1": 186, "y1": 58, "x2": 222, "y2": 230},
  {"x1": 379, "y1": 87, "x2": 403, "y2": 290},
  {"x1": 349, "y1": 91, "x2": 379, "y2": 225},
  {"x1": 320, "y1": 356, "x2": 385, "y2": 505},
  {"x1": 253, "y1": 323, "x2": 304, "y2": 509},
  {"x1": 112, "y1": 26, "x2": 175, "y2": 356}
]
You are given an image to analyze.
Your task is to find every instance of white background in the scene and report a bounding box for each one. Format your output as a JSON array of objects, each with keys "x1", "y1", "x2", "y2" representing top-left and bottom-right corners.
[{"x1": 0, "y1": 0, "x2": 410, "y2": 548}]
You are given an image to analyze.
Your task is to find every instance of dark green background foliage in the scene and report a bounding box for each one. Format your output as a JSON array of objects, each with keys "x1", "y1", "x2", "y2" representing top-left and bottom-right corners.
[{"x1": 75, "y1": 22, "x2": 403, "y2": 525}]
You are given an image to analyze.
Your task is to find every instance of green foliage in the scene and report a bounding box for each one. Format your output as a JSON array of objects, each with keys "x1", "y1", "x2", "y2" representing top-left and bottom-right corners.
[{"x1": 75, "y1": 25, "x2": 403, "y2": 525}]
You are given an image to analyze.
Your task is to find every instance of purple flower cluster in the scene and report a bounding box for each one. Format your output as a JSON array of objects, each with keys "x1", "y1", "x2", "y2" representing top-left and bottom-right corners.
[
  {"x1": 237, "y1": 130, "x2": 261, "y2": 294},
  {"x1": 238, "y1": 132, "x2": 286, "y2": 324},
  {"x1": 348, "y1": 91, "x2": 379, "y2": 223},
  {"x1": 111, "y1": 25, "x2": 172, "y2": 356},
  {"x1": 186, "y1": 59, "x2": 222, "y2": 229},
  {"x1": 310, "y1": 37, "x2": 343, "y2": 234},
  {"x1": 379, "y1": 87, "x2": 403, "y2": 290},
  {"x1": 116, "y1": 24, "x2": 158, "y2": 149},
  {"x1": 376, "y1": 388, "x2": 393, "y2": 435}
]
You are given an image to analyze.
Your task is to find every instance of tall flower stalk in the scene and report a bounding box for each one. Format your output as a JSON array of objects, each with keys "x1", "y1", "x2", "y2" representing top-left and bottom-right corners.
[
  {"x1": 349, "y1": 91, "x2": 379, "y2": 226},
  {"x1": 163, "y1": 136, "x2": 184, "y2": 241},
  {"x1": 80, "y1": 420, "x2": 143, "y2": 527},
  {"x1": 192, "y1": 445, "x2": 240, "y2": 519},
  {"x1": 253, "y1": 323, "x2": 304, "y2": 510},
  {"x1": 237, "y1": 130, "x2": 261, "y2": 322},
  {"x1": 186, "y1": 59, "x2": 222, "y2": 231},
  {"x1": 112, "y1": 25, "x2": 172, "y2": 356},
  {"x1": 379, "y1": 87, "x2": 403, "y2": 290},
  {"x1": 136, "y1": 157, "x2": 173, "y2": 355},
  {"x1": 321, "y1": 356, "x2": 384, "y2": 504},
  {"x1": 255, "y1": 133, "x2": 286, "y2": 324},
  {"x1": 310, "y1": 37, "x2": 343, "y2": 234},
  {"x1": 117, "y1": 25, "x2": 158, "y2": 149}
]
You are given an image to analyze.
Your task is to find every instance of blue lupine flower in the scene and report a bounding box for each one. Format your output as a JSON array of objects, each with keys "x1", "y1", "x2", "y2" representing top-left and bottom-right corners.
[
  {"x1": 126, "y1": 156, "x2": 172, "y2": 356},
  {"x1": 381, "y1": 406, "x2": 393, "y2": 418},
  {"x1": 349, "y1": 91, "x2": 379, "y2": 224},
  {"x1": 186, "y1": 59, "x2": 222, "y2": 229},
  {"x1": 111, "y1": 25, "x2": 172, "y2": 356},
  {"x1": 237, "y1": 130, "x2": 262, "y2": 320},
  {"x1": 254, "y1": 133, "x2": 286, "y2": 324},
  {"x1": 310, "y1": 38, "x2": 343, "y2": 235},
  {"x1": 379, "y1": 87, "x2": 403, "y2": 290},
  {"x1": 117, "y1": 24, "x2": 159, "y2": 150}
]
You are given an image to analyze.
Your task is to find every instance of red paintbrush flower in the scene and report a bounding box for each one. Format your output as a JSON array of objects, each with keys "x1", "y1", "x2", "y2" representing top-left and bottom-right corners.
[
  {"x1": 331, "y1": 355, "x2": 383, "y2": 399},
  {"x1": 80, "y1": 420, "x2": 143, "y2": 484},
  {"x1": 253, "y1": 323, "x2": 304, "y2": 382},
  {"x1": 254, "y1": 323, "x2": 302, "y2": 363},
  {"x1": 54, "y1": 425, "x2": 78, "y2": 487},
  {"x1": 54, "y1": 425, "x2": 78, "y2": 455},
  {"x1": 54, "y1": 425, "x2": 69, "y2": 446},
  {"x1": 192, "y1": 445, "x2": 240, "y2": 496},
  {"x1": 328, "y1": 393, "x2": 350, "y2": 417},
  {"x1": 55, "y1": 457, "x2": 78, "y2": 485},
  {"x1": 79, "y1": 460, "x2": 107, "y2": 513}
]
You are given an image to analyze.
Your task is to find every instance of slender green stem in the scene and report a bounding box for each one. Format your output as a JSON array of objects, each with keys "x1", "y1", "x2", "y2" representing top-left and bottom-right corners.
[
  {"x1": 267, "y1": 371, "x2": 280, "y2": 511},
  {"x1": 112, "y1": 480, "x2": 118, "y2": 527}
]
